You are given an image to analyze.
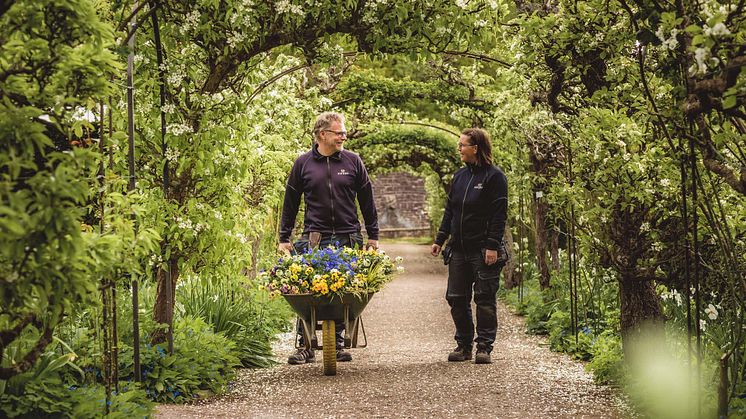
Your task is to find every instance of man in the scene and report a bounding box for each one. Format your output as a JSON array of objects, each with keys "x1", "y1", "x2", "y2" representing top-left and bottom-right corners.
[{"x1": 279, "y1": 111, "x2": 379, "y2": 365}]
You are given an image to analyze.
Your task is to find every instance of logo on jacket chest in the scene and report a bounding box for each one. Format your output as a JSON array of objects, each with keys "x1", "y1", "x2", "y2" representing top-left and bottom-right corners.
[
  {"x1": 473, "y1": 182, "x2": 483, "y2": 189},
  {"x1": 337, "y1": 169, "x2": 352, "y2": 176}
]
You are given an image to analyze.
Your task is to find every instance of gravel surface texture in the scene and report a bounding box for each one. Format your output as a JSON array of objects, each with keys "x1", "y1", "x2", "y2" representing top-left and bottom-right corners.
[{"x1": 156, "y1": 243, "x2": 631, "y2": 418}]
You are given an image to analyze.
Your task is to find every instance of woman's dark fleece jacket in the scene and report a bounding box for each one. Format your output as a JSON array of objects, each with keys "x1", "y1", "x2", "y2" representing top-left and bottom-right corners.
[{"x1": 435, "y1": 163, "x2": 508, "y2": 251}]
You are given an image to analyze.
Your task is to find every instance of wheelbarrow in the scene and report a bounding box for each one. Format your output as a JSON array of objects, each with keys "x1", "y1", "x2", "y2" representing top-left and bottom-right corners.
[{"x1": 283, "y1": 292, "x2": 374, "y2": 376}]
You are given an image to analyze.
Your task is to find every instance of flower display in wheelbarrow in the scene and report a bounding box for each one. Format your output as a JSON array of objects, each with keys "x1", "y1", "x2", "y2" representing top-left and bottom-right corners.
[{"x1": 260, "y1": 246, "x2": 404, "y2": 297}]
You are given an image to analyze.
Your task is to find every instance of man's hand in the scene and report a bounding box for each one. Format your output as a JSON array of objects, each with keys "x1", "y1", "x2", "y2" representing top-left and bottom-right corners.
[
  {"x1": 365, "y1": 239, "x2": 379, "y2": 250},
  {"x1": 484, "y1": 248, "x2": 498, "y2": 265},
  {"x1": 278, "y1": 242, "x2": 292, "y2": 255},
  {"x1": 431, "y1": 243, "x2": 442, "y2": 257}
]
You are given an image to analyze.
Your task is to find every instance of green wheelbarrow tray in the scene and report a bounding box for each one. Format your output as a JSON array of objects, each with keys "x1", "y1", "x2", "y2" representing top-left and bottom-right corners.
[{"x1": 282, "y1": 292, "x2": 374, "y2": 350}]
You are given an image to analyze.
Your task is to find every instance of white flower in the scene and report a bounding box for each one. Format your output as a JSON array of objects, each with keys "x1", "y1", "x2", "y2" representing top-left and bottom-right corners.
[
  {"x1": 161, "y1": 103, "x2": 176, "y2": 114},
  {"x1": 456, "y1": 0, "x2": 469, "y2": 9},
  {"x1": 164, "y1": 147, "x2": 180, "y2": 162},
  {"x1": 396, "y1": 266, "x2": 405, "y2": 273},
  {"x1": 660, "y1": 178, "x2": 671, "y2": 187},
  {"x1": 671, "y1": 289, "x2": 683, "y2": 307},
  {"x1": 167, "y1": 123, "x2": 193, "y2": 136},
  {"x1": 640, "y1": 222, "x2": 650, "y2": 232},
  {"x1": 182, "y1": 10, "x2": 200, "y2": 32},
  {"x1": 275, "y1": 0, "x2": 304, "y2": 15},
  {"x1": 699, "y1": 319, "x2": 707, "y2": 331},
  {"x1": 704, "y1": 22, "x2": 731, "y2": 37},
  {"x1": 704, "y1": 303, "x2": 718, "y2": 320},
  {"x1": 395, "y1": 256, "x2": 403, "y2": 264},
  {"x1": 690, "y1": 47, "x2": 709, "y2": 75},
  {"x1": 227, "y1": 31, "x2": 246, "y2": 48}
]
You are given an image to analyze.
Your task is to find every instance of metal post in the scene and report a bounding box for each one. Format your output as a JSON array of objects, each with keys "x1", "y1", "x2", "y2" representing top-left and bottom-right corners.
[{"x1": 126, "y1": 2, "x2": 142, "y2": 383}]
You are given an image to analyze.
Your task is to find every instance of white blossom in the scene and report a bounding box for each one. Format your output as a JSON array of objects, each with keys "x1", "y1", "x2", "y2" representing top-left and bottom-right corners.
[
  {"x1": 161, "y1": 103, "x2": 176, "y2": 114},
  {"x1": 705, "y1": 303, "x2": 718, "y2": 320},
  {"x1": 456, "y1": 0, "x2": 469, "y2": 9},
  {"x1": 690, "y1": 47, "x2": 710, "y2": 75},
  {"x1": 167, "y1": 123, "x2": 193, "y2": 136},
  {"x1": 227, "y1": 32, "x2": 246, "y2": 48},
  {"x1": 704, "y1": 22, "x2": 731, "y2": 37},
  {"x1": 164, "y1": 147, "x2": 180, "y2": 162}
]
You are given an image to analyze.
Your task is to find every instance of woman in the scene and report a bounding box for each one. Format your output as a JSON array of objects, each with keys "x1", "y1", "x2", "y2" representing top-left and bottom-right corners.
[{"x1": 431, "y1": 128, "x2": 508, "y2": 364}]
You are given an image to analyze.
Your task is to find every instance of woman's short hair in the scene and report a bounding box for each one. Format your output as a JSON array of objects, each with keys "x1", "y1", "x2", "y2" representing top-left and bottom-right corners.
[
  {"x1": 313, "y1": 112, "x2": 345, "y2": 139},
  {"x1": 462, "y1": 128, "x2": 493, "y2": 166}
]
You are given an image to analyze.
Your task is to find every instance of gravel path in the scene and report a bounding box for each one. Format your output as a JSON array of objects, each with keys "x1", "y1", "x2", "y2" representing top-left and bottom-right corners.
[{"x1": 156, "y1": 243, "x2": 630, "y2": 418}]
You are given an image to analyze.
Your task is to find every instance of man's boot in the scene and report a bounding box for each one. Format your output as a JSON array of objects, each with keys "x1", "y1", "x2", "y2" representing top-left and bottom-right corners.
[
  {"x1": 336, "y1": 348, "x2": 352, "y2": 362},
  {"x1": 447, "y1": 345, "x2": 472, "y2": 362},
  {"x1": 474, "y1": 344, "x2": 491, "y2": 364},
  {"x1": 287, "y1": 348, "x2": 316, "y2": 364}
]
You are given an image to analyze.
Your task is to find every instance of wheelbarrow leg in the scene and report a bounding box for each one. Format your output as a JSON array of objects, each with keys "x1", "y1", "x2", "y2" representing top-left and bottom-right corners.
[
  {"x1": 343, "y1": 305, "x2": 352, "y2": 348},
  {"x1": 351, "y1": 316, "x2": 368, "y2": 348}
]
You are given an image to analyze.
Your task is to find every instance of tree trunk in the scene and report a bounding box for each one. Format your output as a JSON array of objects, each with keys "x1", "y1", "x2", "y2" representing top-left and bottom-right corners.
[
  {"x1": 550, "y1": 226, "x2": 560, "y2": 271},
  {"x1": 151, "y1": 257, "x2": 180, "y2": 345},
  {"x1": 534, "y1": 194, "x2": 551, "y2": 288},
  {"x1": 502, "y1": 226, "x2": 520, "y2": 289},
  {"x1": 619, "y1": 275, "x2": 664, "y2": 356}
]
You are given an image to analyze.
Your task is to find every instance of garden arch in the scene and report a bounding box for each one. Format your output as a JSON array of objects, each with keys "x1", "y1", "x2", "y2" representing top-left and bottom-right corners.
[{"x1": 346, "y1": 124, "x2": 461, "y2": 194}]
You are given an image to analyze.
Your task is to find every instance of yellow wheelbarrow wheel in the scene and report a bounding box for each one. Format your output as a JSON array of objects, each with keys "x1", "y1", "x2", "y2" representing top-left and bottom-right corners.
[{"x1": 322, "y1": 319, "x2": 337, "y2": 376}]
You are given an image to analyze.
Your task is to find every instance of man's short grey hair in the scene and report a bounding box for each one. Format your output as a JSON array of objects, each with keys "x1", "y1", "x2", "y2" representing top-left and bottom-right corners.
[{"x1": 313, "y1": 112, "x2": 345, "y2": 139}]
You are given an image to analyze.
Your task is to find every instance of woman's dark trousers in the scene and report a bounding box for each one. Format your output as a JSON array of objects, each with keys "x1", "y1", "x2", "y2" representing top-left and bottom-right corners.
[{"x1": 446, "y1": 248, "x2": 502, "y2": 352}]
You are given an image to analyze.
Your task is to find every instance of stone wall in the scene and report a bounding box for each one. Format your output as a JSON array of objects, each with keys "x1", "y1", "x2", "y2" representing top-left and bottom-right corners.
[{"x1": 372, "y1": 172, "x2": 430, "y2": 238}]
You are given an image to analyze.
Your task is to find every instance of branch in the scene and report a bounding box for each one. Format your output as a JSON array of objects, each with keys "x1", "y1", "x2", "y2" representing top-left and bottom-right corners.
[
  {"x1": 694, "y1": 115, "x2": 746, "y2": 195},
  {"x1": 0, "y1": 314, "x2": 35, "y2": 351},
  {"x1": 119, "y1": 3, "x2": 162, "y2": 48},
  {"x1": 117, "y1": 1, "x2": 150, "y2": 32},
  {"x1": 0, "y1": 318, "x2": 54, "y2": 380},
  {"x1": 442, "y1": 50, "x2": 513, "y2": 69},
  {"x1": 397, "y1": 120, "x2": 459, "y2": 137},
  {"x1": 0, "y1": 0, "x2": 16, "y2": 19}
]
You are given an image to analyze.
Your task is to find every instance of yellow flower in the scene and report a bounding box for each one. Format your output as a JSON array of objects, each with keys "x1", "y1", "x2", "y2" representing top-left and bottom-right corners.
[{"x1": 290, "y1": 263, "x2": 302, "y2": 274}]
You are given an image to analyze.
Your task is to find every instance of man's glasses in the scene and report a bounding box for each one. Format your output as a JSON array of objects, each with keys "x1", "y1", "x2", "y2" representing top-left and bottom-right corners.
[
  {"x1": 458, "y1": 143, "x2": 476, "y2": 149},
  {"x1": 323, "y1": 129, "x2": 347, "y2": 137}
]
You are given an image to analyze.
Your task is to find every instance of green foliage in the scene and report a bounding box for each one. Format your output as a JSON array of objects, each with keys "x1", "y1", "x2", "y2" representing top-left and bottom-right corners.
[
  {"x1": 0, "y1": 0, "x2": 120, "y2": 381},
  {"x1": 346, "y1": 125, "x2": 460, "y2": 192},
  {"x1": 121, "y1": 316, "x2": 239, "y2": 403},
  {"x1": 0, "y1": 378, "x2": 152, "y2": 419},
  {"x1": 178, "y1": 276, "x2": 292, "y2": 368},
  {"x1": 0, "y1": 335, "x2": 152, "y2": 418},
  {"x1": 586, "y1": 331, "x2": 626, "y2": 386}
]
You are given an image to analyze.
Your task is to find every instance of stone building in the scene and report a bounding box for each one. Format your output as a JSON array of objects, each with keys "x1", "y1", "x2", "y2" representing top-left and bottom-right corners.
[{"x1": 372, "y1": 172, "x2": 430, "y2": 238}]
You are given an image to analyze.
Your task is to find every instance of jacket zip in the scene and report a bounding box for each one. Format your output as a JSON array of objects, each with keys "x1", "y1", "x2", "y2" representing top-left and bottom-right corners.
[
  {"x1": 326, "y1": 157, "x2": 336, "y2": 235},
  {"x1": 460, "y1": 171, "x2": 475, "y2": 249}
]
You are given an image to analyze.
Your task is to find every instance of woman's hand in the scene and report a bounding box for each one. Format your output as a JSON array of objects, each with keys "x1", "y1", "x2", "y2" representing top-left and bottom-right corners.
[
  {"x1": 431, "y1": 244, "x2": 442, "y2": 256},
  {"x1": 484, "y1": 249, "x2": 498, "y2": 265}
]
